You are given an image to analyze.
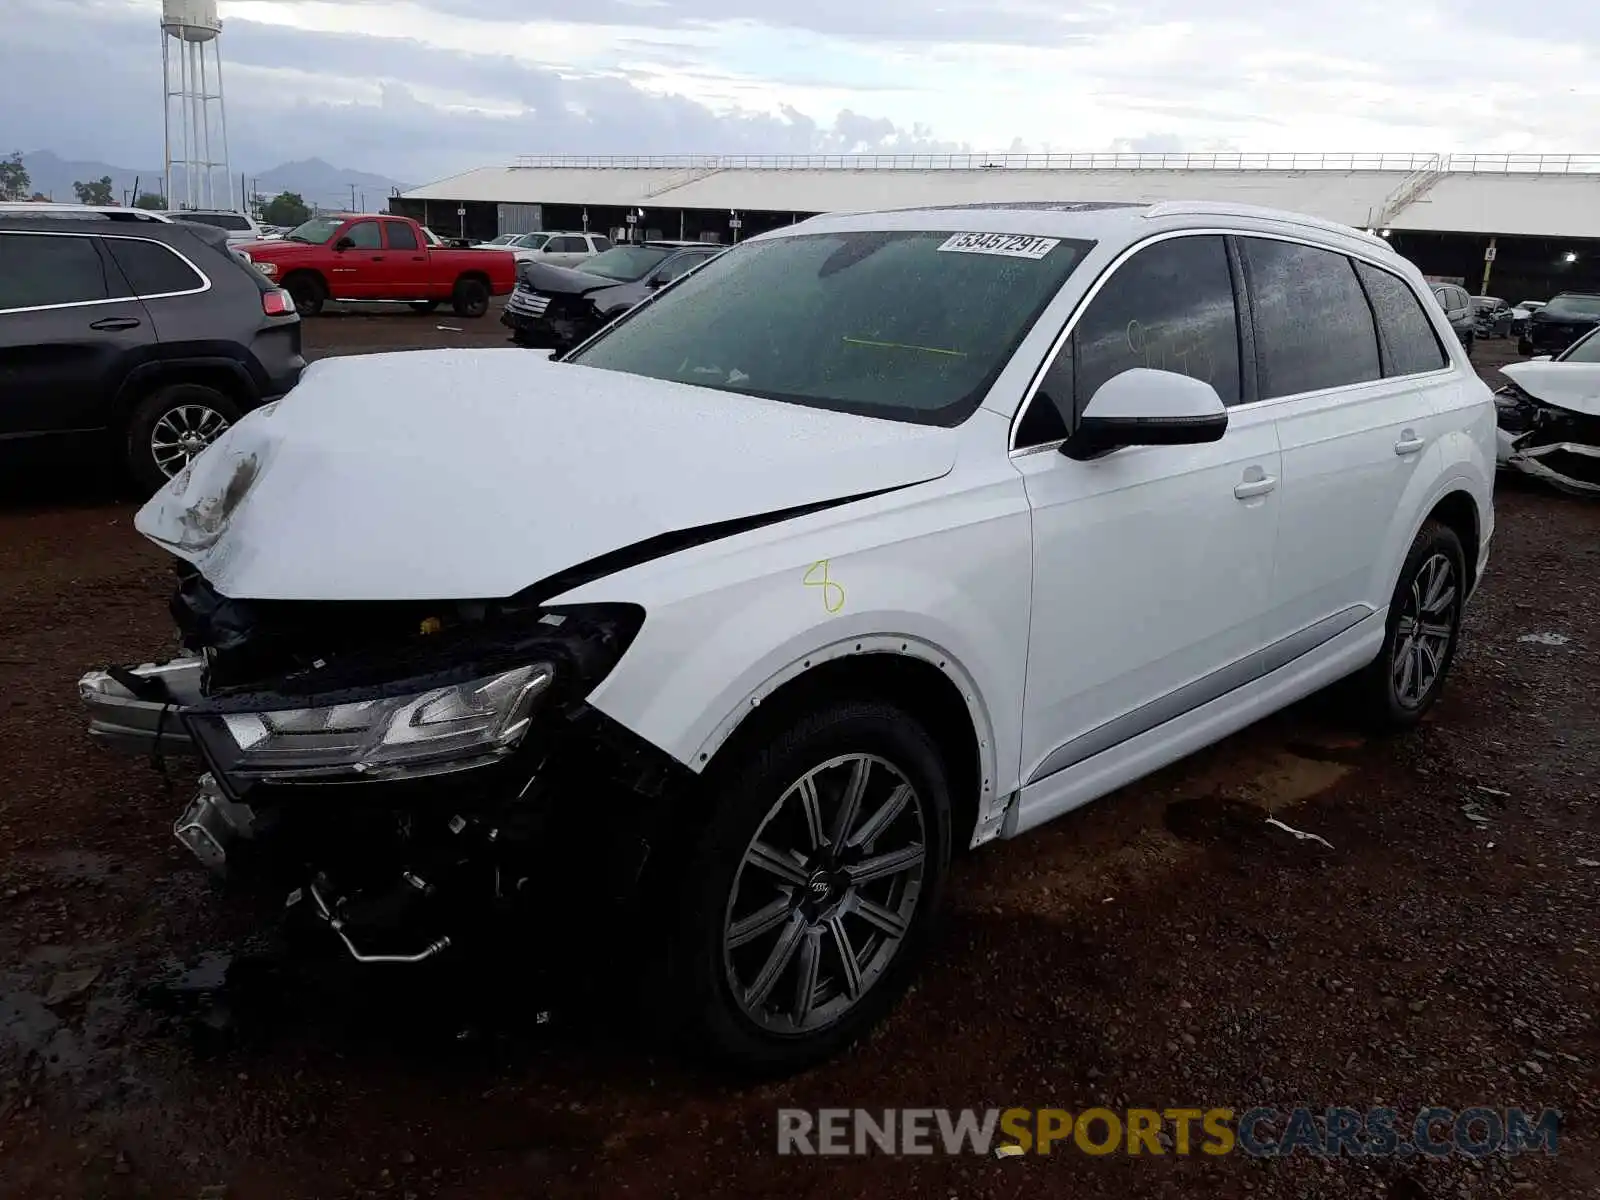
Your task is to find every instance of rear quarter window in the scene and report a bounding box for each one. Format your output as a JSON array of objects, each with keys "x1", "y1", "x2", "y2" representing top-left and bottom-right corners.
[
  {"x1": 1354, "y1": 262, "x2": 1447, "y2": 376},
  {"x1": 103, "y1": 237, "x2": 206, "y2": 297}
]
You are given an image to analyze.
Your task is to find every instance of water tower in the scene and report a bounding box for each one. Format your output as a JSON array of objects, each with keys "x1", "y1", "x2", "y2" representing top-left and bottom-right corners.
[{"x1": 161, "y1": 0, "x2": 232, "y2": 211}]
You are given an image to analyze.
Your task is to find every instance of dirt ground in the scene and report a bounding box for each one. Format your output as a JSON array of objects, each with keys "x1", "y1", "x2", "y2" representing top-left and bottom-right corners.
[{"x1": 0, "y1": 326, "x2": 1596, "y2": 1199}]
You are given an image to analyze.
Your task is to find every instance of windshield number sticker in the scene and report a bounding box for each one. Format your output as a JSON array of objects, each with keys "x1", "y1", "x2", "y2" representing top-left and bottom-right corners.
[{"x1": 937, "y1": 233, "x2": 1060, "y2": 260}]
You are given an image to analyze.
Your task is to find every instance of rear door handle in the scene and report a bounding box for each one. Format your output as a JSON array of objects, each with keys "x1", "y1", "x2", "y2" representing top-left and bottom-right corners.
[
  {"x1": 1234, "y1": 470, "x2": 1278, "y2": 500},
  {"x1": 89, "y1": 316, "x2": 141, "y2": 331},
  {"x1": 1394, "y1": 432, "x2": 1426, "y2": 456},
  {"x1": 370, "y1": 255, "x2": 386, "y2": 261}
]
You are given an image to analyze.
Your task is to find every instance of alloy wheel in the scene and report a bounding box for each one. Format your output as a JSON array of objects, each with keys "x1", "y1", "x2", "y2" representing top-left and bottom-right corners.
[
  {"x1": 722, "y1": 753, "x2": 926, "y2": 1035},
  {"x1": 1392, "y1": 552, "x2": 1458, "y2": 709},
  {"x1": 150, "y1": 404, "x2": 231, "y2": 478}
]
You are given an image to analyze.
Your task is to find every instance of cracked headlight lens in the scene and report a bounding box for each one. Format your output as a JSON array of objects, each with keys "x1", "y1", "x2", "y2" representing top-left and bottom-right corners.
[{"x1": 216, "y1": 663, "x2": 554, "y2": 780}]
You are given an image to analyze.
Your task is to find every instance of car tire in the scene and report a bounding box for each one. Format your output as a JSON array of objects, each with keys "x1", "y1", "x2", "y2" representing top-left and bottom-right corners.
[
  {"x1": 1462, "y1": 332, "x2": 1474, "y2": 358},
  {"x1": 451, "y1": 278, "x2": 490, "y2": 318},
  {"x1": 1517, "y1": 337, "x2": 1532, "y2": 356},
  {"x1": 1349, "y1": 520, "x2": 1467, "y2": 731},
  {"x1": 126, "y1": 383, "x2": 243, "y2": 495},
  {"x1": 409, "y1": 300, "x2": 440, "y2": 313},
  {"x1": 284, "y1": 273, "x2": 325, "y2": 317},
  {"x1": 663, "y1": 698, "x2": 952, "y2": 1076}
]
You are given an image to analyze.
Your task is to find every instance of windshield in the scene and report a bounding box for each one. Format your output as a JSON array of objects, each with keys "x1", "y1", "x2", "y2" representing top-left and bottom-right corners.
[
  {"x1": 1544, "y1": 294, "x2": 1600, "y2": 318},
  {"x1": 284, "y1": 217, "x2": 345, "y2": 244},
  {"x1": 514, "y1": 233, "x2": 551, "y2": 249},
  {"x1": 1559, "y1": 326, "x2": 1600, "y2": 362},
  {"x1": 484, "y1": 234, "x2": 517, "y2": 245},
  {"x1": 566, "y1": 229, "x2": 1092, "y2": 425},
  {"x1": 580, "y1": 244, "x2": 678, "y2": 281}
]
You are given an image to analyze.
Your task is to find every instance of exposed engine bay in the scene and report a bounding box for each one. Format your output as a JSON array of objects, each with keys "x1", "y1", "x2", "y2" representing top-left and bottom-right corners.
[
  {"x1": 1495, "y1": 382, "x2": 1600, "y2": 496},
  {"x1": 82, "y1": 563, "x2": 689, "y2": 969}
]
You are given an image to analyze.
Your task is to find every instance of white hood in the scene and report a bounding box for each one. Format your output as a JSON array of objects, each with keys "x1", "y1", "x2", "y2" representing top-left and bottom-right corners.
[
  {"x1": 135, "y1": 349, "x2": 958, "y2": 601},
  {"x1": 1500, "y1": 359, "x2": 1600, "y2": 417}
]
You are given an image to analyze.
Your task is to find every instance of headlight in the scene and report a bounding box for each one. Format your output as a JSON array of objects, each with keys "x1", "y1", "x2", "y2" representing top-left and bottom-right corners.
[{"x1": 208, "y1": 663, "x2": 553, "y2": 781}]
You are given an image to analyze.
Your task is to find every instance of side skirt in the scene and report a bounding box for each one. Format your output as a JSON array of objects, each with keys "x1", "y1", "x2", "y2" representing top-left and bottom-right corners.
[{"x1": 1001, "y1": 609, "x2": 1387, "y2": 840}]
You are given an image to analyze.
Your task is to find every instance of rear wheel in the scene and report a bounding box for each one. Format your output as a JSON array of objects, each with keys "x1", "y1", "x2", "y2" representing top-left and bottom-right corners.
[
  {"x1": 663, "y1": 699, "x2": 952, "y2": 1075},
  {"x1": 126, "y1": 383, "x2": 242, "y2": 494},
  {"x1": 1348, "y1": 520, "x2": 1466, "y2": 730},
  {"x1": 451, "y1": 278, "x2": 490, "y2": 318},
  {"x1": 284, "y1": 273, "x2": 325, "y2": 317}
]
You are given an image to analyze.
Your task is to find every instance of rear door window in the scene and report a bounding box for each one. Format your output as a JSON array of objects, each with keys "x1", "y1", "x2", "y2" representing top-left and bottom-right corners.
[
  {"x1": 1239, "y1": 237, "x2": 1381, "y2": 399},
  {"x1": 384, "y1": 221, "x2": 419, "y2": 250},
  {"x1": 1354, "y1": 262, "x2": 1447, "y2": 377},
  {"x1": 0, "y1": 232, "x2": 115, "y2": 310},
  {"x1": 549, "y1": 236, "x2": 586, "y2": 253},
  {"x1": 589, "y1": 236, "x2": 612, "y2": 251}
]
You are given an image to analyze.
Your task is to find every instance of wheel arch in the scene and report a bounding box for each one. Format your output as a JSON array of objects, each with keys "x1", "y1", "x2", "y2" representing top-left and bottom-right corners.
[
  {"x1": 112, "y1": 357, "x2": 256, "y2": 427},
  {"x1": 453, "y1": 269, "x2": 491, "y2": 291},
  {"x1": 695, "y1": 636, "x2": 997, "y2": 852},
  {"x1": 1426, "y1": 488, "x2": 1481, "y2": 597},
  {"x1": 279, "y1": 266, "x2": 326, "y2": 293}
]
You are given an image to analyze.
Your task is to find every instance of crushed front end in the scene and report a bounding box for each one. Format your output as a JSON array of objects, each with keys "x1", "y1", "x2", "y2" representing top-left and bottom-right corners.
[
  {"x1": 1495, "y1": 382, "x2": 1600, "y2": 496},
  {"x1": 81, "y1": 564, "x2": 685, "y2": 966}
]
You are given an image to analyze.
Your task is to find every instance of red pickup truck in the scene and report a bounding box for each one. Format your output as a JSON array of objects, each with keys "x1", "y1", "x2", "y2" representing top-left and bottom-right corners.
[{"x1": 244, "y1": 214, "x2": 516, "y2": 318}]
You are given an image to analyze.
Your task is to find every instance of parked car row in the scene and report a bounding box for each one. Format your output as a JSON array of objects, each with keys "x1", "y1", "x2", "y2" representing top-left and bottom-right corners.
[{"x1": 80, "y1": 200, "x2": 1495, "y2": 1075}]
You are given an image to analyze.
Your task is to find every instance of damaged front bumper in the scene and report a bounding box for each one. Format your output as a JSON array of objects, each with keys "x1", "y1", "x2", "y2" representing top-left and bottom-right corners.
[
  {"x1": 79, "y1": 573, "x2": 684, "y2": 967},
  {"x1": 1495, "y1": 385, "x2": 1600, "y2": 495}
]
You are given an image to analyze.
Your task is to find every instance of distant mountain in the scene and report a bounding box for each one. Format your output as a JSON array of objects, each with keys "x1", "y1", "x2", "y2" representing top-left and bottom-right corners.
[
  {"x1": 13, "y1": 150, "x2": 408, "y2": 211},
  {"x1": 252, "y1": 158, "x2": 409, "y2": 212}
]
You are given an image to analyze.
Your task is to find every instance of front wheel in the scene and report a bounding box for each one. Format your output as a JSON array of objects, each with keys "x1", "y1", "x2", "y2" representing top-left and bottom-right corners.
[
  {"x1": 665, "y1": 700, "x2": 952, "y2": 1075},
  {"x1": 451, "y1": 278, "x2": 490, "y2": 318},
  {"x1": 1349, "y1": 520, "x2": 1467, "y2": 730}
]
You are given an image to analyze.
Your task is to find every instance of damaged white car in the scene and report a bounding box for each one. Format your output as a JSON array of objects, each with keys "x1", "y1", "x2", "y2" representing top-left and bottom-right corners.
[
  {"x1": 1496, "y1": 326, "x2": 1600, "y2": 494},
  {"x1": 79, "y1": 202, "x2": 1495, "y2": 1073}
]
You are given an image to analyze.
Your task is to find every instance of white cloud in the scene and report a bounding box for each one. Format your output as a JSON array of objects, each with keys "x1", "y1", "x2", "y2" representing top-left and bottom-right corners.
[{"x1": 2, "y1": 0, "x2": 1599, "y2": 184}]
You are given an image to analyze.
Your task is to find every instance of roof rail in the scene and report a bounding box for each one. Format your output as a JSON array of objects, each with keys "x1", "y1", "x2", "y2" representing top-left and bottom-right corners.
[{"x1": 1142, "y1": 200, "x2": 1395, "y2": 251}]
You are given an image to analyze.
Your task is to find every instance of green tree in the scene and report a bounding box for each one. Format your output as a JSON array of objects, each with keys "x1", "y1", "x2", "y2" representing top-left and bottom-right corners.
[
  {"x1": 0, "y1": 151, "x2": 29, "y2": 201},
  {"x1": 72, "y1": 175, "x2": 115, "y2": 205},
  {"x1": 261, "y1": 191, "x2": 311, "y2": 227},
  {"x1": 134, "y1": 192, "x2": 167, "y2": 210}
]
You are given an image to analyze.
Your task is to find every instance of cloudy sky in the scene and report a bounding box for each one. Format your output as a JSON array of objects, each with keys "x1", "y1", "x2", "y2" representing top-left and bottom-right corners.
[{"x1": 3, "y1": 0, "x2": 1598, "y2": 185}]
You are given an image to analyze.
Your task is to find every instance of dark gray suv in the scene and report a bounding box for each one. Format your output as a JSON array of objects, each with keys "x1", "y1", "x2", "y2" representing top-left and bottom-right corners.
[{"x1": 0, "y1": 217, "x2": 304, "y2": 492}]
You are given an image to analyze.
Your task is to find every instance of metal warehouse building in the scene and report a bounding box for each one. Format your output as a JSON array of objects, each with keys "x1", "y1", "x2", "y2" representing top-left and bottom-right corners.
[{"x1": 394, "y1": 152, "x2": 1600, "y2": 302}]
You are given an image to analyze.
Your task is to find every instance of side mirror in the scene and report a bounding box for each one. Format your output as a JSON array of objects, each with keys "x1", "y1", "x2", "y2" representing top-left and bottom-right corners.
[
  {"x1": 1061, "y1": 368, "x2": 1228, "y2": 461},
  {"x1": 334, "y1": 236, "x2": 354, "y2": 251},
  {"x1": 645, "y1": 274, "x2": 668, "y2": 289}
]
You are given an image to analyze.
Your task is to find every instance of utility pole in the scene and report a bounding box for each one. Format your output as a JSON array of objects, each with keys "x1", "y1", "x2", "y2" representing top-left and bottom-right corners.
[{"x1": 349, "y1": 183, "x2": 357, "y2": 211}]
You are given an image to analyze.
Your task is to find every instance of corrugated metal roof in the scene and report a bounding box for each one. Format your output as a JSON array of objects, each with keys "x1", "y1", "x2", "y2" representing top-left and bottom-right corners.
[
  {"x1": 401, "y1": 156, "x2": 1600, "y2": 239},
  {"x1": 1388, "y1": 174, "x2": 1600, "y2": 239}
]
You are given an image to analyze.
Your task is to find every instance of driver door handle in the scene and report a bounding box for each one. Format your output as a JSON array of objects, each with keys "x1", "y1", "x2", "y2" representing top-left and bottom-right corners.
[
  {"x1": 89, "y1": 316, "x2": 141, "y2": 331},
  {"x1": 1394, "y1": 432, "x2": 1426, "y2": 456},
  {"x1": 1233, "y1": 472, "x2": 1278, "y2": 500}
]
